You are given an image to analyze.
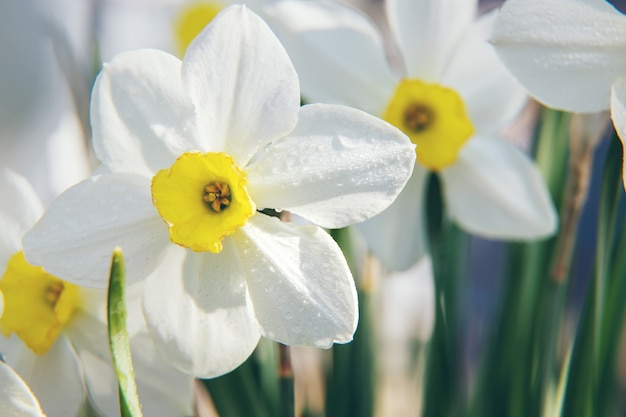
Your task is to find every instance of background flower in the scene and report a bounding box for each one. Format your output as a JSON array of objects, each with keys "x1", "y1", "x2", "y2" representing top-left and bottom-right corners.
[{"x1": 264, "y1": 0, "x2": 556, "y2": 270}]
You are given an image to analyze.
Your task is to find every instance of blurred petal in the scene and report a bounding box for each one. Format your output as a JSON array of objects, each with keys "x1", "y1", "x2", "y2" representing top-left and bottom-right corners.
[
  {"x1": 441, "y1": 11, "x2": 527, "y2": 134},
  {"x1": 0, "y1": 170, "x2": 43, "y2": 233},
  {"x1": 22, "y1": 173, "x2": 169, "y2": 288},
  {"x1": 265, "y1": 0, "x2": 396, "y2": 114},
  {"x1": 247, "y1": 104, "x2": 415, "y2": 228},
  {"x1": 236, "y1": 215, "x2": 358, "y2": 348},
  {"x1": 92, "y1": 49, "x2": 197, "y2": 177},
  {"x1": 2, "y1": 336, "x2": 83, "y2": 417},
  {"x1": 182, "y1": 5, "x2": 300, "y2": 165},
  {"x1": 610, "y1": 77, "x2": 626, "y2": 189},
  {"x1": 441, "y1": 137, "x2": 557, "y2": 239},
  {"x1": 386, "y1": 0, "x2": 477, "y2": 80},
  {"x1": 0, "y1": 361, "x2": 45, "y2": 417},
  {"x1": 142, "y1": 244, "x2": 260, "y2": 378},
  {"x1": 492, "y1": 0, "x2": 626, "y2": 113},
  {"x1": 356, "y1": 164, "x2": 428, "y2": 271},
  {"x1": 131, "y1": 331, "x2": 194, "y2": 416}
]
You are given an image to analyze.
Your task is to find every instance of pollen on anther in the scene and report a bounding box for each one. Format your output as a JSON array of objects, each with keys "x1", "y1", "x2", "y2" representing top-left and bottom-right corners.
[
  {"x1": 45, "y1": 282, "x2": 64, "y2": 306},
  {"x1": 203, "y1": 181, "x2": 232, "y2": 212},
  {"x1": 404, "y1": 103, "x2": 434, "y2": 132}
]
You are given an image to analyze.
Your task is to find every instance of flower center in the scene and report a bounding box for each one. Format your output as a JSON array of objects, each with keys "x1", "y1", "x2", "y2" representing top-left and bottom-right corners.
[
  {"x1": 151, "y1": 152, "x2": 256, "y2": 253},
  {"x1": 174, "y1": 1, "x2": 224, "y2": 56},
  {"x1": 203, "y1": 181, "x2": 231, "y2": 212},
  {"x1": 0, "y1": 251, "x2": 80, "y2": 355},
  {"x1": 384, "y1": 79, "x2": 474, "y2": 171}
]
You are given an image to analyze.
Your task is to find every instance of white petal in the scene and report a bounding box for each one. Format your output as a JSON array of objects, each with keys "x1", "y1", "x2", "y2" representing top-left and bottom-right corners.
[
  {"x1": 0, "y1": 215, "x2": 22, "y2": 270},
  {"x1": 75, "y1": 325, "x2": 194, "y2": 417},
  {"x1": 71, "y1": 283, "x2": 194, "y2": 415},
  {"x1": 0, "y1": 361, "x2": 45, "y2": 417},
  {"x1": 492, "y1": 0, "x2": 626, "y2": 113},
  {"x1": 22, "y1": 173, "x2": 170, "y2": 288},
  {"x1": 441, "y1": 137, "x2": 557, "y2": 239},
  {"x1": 92, "y1": 49, "x2": 198, "y2": 177},
  {"x1": 441, "y1": 11, "x2": 527, "y2": 134},
  {"x1": 386, "y1": 0, "x2": 477, "y2": 80},
  {"x1": 264, "y1": 0, "x2": 397, "y2": 114},
  {"x1": 0, "y1": 169, "x2": 43, "y2": 232},
  {"x1": 247, "y1": 103, "x2": 415, "y2": 228},
  {"x1": 356, "y1": 164, "x2": 428, "y2": 271},
  {"x1": 142, "y1": 244, "x2": 260, "y2": 378},
  {"x1": 0, "y1": 169, "x2": 43, "y2": 269},
  {"x1": 130, "y1": 331, "x2": 194, "y2": 416},
  {"x1": 182, "y1": 5, "x2": 300, "y2": 166},
  {"x1": 610, "y1": 77, "x2": 626, "y2": 189},
  {"x1": 2, "y1": 337, "x2": 84, "y2": 417},
  {"x1": 235, "y1": 215, "x2": 358, "y2": 348}
]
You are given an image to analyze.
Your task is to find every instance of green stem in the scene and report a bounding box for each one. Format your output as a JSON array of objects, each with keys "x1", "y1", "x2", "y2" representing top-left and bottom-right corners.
[
  {"x1": 422, "y1": 174, "x2": 467, "y2": 417},
  {"x1": 562, "y1": 132, "x2": 623, "y2": 417}
]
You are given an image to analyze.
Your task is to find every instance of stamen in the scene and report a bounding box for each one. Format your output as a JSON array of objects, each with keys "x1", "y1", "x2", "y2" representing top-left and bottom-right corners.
[
  {"x1": 404, "y1": 103, "x2": 434, "y2": 132},
  {"x1": 44, "y1": 282, "x2": 64, "y2": 306},
  {"x1": 203, "y1": 181, "x2": 232, "y2": 212}
]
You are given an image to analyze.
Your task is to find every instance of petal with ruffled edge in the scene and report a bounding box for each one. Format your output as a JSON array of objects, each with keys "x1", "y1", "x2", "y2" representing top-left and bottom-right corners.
[
  {"x1": 1, "y1": 336, "x2": 83, "y2": 417},
  {"x1": 246, "y1": 103, "x2": 415, "y2": 228},
  {"x1": 0, "y1": 361, "x2": 45, "y2": 417},
  {"x1": 235, "y1": 215, "x2": 358, "y2": 348},
  {"x1": 440, "y1": 137, "x2": 557, "y2": 239},
  {"x1": 492, "y1": 0, "x2": 626, "y2": 113},
  {"x1": 610, "y1": 77, "x2": 626, "y2": 189},
  {"x1": 142, "y1": 244, "x2": 260, "y2": 378},
  {"x1": 182, "y1": 5, "x2": 300, "y2": 166},
  {"x1": 22, "y1": 173, "x2": 169, "y2": 288},
  {"x1": 386, "y1": 0, "x2": 477, "y2": 81},
  {"x1": 356, "y1": 164, "x2": 429, "y2": 271},
  {"x1": 92, "y1": 49, "x2": 198, "y2": 178},
  {"x1": 264, "y1": 0, "x2": 397, "y2": 115},
  {"x1": 441, "y1": 10, "x2": 527, "y2": 134}
]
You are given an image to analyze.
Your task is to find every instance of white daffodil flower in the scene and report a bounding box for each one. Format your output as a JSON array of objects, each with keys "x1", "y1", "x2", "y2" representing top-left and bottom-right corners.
[
  {"x1": 0, "y1": 361, "x2": 46, "y2": 417},
  {"x1": 263, "y1": 0, "x2": 558, "y2": 271},
  {"x1": 22, "y1": 5, "x2": 415, "y2": 378},
  {"x1": 0, "y1": 170, "x2": 193, "y2": 417},
  {"x1": 491, "y1": 0, "x2": 626, "y2": 187}
]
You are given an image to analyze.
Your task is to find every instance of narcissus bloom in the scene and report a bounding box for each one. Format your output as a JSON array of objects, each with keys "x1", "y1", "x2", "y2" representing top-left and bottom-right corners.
[
  {"x1": 23, "y1": 6, "x2": 415, "y2": 377},
  {"x1": 491, "y1": 0, "x2": 626, "y2": 187},
  {"x1": 264, "y1": 0, "x2": 557, "y2": 270},
  {"x1": 0, "y1": 170, "x2": 193, "y2": 417}
]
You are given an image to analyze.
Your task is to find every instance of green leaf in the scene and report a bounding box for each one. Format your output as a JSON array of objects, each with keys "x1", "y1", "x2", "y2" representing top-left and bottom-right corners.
[{"x1": 107, "y1": 247, "x2": 143, "y2": 417}]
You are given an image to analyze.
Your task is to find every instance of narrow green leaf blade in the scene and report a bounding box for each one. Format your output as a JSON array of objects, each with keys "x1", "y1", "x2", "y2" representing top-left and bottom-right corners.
[{"x1": 107, "y1": 247, "x2": 143, "y2": 417}]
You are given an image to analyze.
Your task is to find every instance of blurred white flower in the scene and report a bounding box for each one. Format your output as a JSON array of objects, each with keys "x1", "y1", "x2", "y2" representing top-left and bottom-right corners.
[
  {"x1": 98, "y1": 0, "x2": 273, "y2": 61},
  {"x1": 0, "y1": 0, "x2": 91, "y2": 204},
  {"x1": 0, "y1": 170, "x2": 193, "y2": 417},
  {"x1": 491, "y1": 0, "x2": 626, "y2": 187},
  {"x1": 264, "y1": 0, "x2": 557, "y2": 270},
  {"x1": 0, "y1": 360, "x2": 46, "y2": 417},
  {"x1": 22, "y1": 6, "x2": 415, "y2": 378}
]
